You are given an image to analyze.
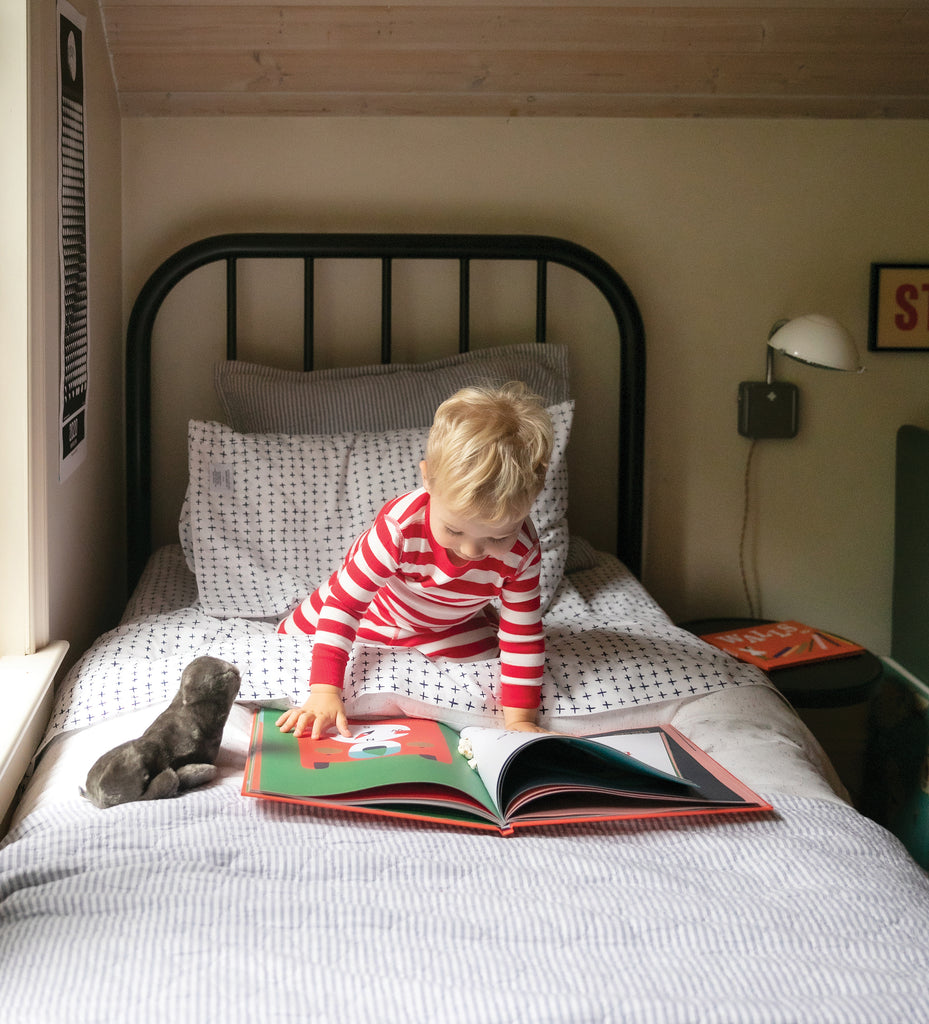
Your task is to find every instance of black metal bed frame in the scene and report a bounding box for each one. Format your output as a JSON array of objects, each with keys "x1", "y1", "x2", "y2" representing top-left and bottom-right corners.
[{"x1": 125, "y1": 233, "x2": 645, "y2": 588}]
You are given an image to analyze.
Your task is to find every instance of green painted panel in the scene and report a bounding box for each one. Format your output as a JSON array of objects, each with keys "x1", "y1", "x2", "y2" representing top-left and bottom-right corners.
[{"x1": 893, "y1": 425, "x2": 929, "y2": 682}]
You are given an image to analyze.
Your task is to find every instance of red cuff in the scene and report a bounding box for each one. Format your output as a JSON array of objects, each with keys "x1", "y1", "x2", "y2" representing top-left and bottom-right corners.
[
  {"x1": 309, "y1": 644, "x2": 348, "y2": 689},
  {"x1": 500, "y1": 683, "x2": 541, "y2": 710}
]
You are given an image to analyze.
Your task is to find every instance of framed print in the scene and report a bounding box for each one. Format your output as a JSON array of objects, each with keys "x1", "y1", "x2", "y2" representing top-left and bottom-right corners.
[
  {"x1": 869, "y1": 263, "x2": 929, "y2": 352},
  {"x1": 58, "y1": 0, "x2": 88, "y2": 479}
]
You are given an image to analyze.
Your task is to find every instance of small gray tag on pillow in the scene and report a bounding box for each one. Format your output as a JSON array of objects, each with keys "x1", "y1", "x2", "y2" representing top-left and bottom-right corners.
[{"x1": 209, "y1": 464, "x2": 235, "y2": 498}]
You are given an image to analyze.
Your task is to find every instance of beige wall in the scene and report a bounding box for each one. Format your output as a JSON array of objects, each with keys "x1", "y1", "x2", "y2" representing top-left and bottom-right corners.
[
  {"x1": 31, "y1": 0, "x2": 124, "y2": 663},
  {"x1": 121, "y1": 115, "x2": 929, "y2": 657}
]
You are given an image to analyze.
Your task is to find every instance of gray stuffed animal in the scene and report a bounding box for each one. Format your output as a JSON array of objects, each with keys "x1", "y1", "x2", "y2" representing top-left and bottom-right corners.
[{"x1": 83, "y1": 655, "x2": 241, "y2": 808}]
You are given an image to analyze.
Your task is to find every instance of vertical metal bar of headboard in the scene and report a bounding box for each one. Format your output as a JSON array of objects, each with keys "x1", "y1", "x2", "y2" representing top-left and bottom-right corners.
[
  {"x1": 459, "y1": 258, "x2": 471, "y2": 352},
  {"x1": 303, "y1": 257, "x2": 315, "y2": 370},
  {"x1": 226, "y1": 257, "x2": 238, "y2": 358},
  {"x1": 535, "y1": 259, "x2": 547, "y2": 344},
  {"x1": 381, "y1": 257, "x2": 392, "y2": 362}
]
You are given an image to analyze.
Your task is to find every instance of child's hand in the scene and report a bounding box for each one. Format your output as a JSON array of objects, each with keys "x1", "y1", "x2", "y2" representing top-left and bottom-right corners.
[
  {"x1": 276, "y1": 685, "x2": 350, "y2": 739},
  {"x1": 502, "y1": 706, "x2": 549, "y2": 734}
]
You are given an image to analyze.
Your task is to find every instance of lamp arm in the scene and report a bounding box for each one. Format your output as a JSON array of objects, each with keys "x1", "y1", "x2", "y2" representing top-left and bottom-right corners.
[
  {"x1": 765, "y1": 345, "x2": 776, "y2": 385},
  {"x1": 765, "y1": 319, "x2": 789, "y2": 384}
]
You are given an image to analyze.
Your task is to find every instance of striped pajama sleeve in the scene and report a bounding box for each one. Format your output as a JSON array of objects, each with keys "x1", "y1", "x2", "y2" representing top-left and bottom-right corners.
[{"x1": 497, "y1": 551, "x2": 545, "y2": 709}]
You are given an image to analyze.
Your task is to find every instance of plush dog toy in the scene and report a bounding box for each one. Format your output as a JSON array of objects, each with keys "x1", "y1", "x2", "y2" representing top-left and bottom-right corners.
[{"x1": 83, "y1": 655, "x2": 241, "y2": 808}]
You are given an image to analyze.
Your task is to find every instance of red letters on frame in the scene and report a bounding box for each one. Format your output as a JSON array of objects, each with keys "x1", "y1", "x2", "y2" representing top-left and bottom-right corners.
[{"x1": 869, "y1": 263, "x2": 929, "y2": 351}]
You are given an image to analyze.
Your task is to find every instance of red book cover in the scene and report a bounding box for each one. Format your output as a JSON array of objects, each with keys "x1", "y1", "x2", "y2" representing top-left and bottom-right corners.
[{"x1": 699, "y1": 620, "x2": 864, "y2": 670}]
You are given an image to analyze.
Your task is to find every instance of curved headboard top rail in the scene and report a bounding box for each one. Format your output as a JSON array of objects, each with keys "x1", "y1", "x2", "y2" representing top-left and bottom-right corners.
[{"x1": 126, "y1": 232, "x2": 645, "y2": 588}]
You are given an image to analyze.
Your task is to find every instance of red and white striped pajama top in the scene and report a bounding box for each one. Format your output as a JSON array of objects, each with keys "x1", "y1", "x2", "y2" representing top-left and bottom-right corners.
[{"x1": 277, "y1": 488, "x2": 545, "y2": 709}]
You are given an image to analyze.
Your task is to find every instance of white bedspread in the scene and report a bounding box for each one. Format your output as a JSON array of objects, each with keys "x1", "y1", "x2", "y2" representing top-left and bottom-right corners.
[{"x1": 44, "y1": 544, "x2": 776, "y2": 742}]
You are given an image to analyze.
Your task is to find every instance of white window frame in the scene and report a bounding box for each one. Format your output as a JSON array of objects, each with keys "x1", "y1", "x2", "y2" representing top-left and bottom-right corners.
[{"x1": 0, "y1": 0, "x2": 66, "y2": 828}]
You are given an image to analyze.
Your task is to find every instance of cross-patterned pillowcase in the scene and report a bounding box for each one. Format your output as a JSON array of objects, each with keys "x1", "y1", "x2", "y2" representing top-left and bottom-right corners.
[{"x1": 185, "y1": 401, "x2": 573, "y2": 619}]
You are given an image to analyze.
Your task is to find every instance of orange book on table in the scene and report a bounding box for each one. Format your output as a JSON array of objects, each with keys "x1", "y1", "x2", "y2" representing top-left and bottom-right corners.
[{"x1": 699, "y1": 620, "x2": 864, "y2": 670}]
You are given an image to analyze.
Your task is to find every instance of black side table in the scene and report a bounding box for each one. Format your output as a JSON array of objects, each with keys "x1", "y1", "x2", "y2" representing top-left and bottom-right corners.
[
  {"x1": 678, "y1": 618, "x2": 882, "y2": 708},
  {"x1": 678, "y1": 617, "x2": 883, "y2": 804}
]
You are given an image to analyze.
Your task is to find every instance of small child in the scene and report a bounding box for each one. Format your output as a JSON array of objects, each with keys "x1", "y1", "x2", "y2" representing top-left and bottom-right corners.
[{"x1": 276, "y1": 382, "x2": 554, "y2": 740}]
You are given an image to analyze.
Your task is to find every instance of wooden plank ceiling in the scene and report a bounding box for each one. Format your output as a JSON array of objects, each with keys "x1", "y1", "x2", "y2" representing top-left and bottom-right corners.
[{"x1": 97, "y1": 2, "x2": 929, "y2": 118}]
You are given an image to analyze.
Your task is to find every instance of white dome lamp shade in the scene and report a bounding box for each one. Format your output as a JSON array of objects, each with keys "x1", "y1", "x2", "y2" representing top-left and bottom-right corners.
[{"x1": 766, "y1": 314, "x2": 863, "y2": 382}]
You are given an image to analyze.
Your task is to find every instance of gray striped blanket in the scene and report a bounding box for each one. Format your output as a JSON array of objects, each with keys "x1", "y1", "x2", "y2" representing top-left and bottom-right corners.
[{"x1": 1, "y1": 781, "x2": 928, "y2": 1023}]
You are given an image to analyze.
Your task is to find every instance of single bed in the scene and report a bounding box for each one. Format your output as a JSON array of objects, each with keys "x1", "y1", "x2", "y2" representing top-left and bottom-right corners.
[{"x1": 1, "y1": 233, "x2": 928, "y2": 1023}]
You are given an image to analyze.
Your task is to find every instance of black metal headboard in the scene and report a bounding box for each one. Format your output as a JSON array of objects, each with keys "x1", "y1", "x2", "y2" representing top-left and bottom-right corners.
[{"x1": 126, "y1": 233, "x2": 645, "y2": 588}]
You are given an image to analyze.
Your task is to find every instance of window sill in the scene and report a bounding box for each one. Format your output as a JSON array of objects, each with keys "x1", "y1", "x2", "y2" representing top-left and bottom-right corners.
[{"x1": 0, "y1": 641, "x2": 69, "y2": 831}]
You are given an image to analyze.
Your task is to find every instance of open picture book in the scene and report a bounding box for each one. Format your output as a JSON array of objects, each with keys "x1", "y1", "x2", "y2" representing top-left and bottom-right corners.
[{"x1": 243, "y1": 710, "x2": 771, "y2": 835}]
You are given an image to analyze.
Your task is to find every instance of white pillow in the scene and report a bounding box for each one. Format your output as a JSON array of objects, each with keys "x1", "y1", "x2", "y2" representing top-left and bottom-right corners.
[
  {"x1": 186, "y1": 401, "x2": 573, "y2": 619},
  {"x1": 215, "y1": 343, "x2": 570, "y2": 435}
]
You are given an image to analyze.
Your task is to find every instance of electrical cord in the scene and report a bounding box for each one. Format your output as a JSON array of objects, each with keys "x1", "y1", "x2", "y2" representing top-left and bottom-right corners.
[{"x1": 738, "y1": 439, "x2": 758, "y2": 618}]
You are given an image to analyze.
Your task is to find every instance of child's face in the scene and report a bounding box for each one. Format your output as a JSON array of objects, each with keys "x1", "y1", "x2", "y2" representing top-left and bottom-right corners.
[{"x1": 421, "y1": 462, "x2": 528, "y2": 566}]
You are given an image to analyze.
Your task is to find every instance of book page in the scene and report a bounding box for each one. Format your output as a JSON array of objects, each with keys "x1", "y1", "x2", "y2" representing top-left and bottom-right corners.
[
  {"x1": 458, "y1": 727, "x2": 544, "y2": 803},
  {"x1": 584, "y1": 730, "x2": 679, "y2": 776},
  {"x1": 254, "y1": 714, "x2": 499, "y2": 818},
  {"x1": 458, "y1": 726, "x2": 686, "y2": 815}
]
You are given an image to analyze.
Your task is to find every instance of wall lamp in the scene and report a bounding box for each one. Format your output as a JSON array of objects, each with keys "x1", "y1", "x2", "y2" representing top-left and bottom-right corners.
[{"x1": 737, "y1": 314, "x2": 863, "y2": 439}]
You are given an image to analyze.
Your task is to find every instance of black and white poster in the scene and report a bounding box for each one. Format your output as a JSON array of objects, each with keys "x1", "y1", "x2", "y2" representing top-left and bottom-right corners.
[{"x1": 58, "y1": 0, "x2": 88, "y2": 479}]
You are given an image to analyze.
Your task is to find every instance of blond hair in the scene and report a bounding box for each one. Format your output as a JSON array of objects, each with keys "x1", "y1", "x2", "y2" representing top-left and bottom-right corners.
[{"x1": 424, "y1": 383, "x2": 554, "y2": 525}]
